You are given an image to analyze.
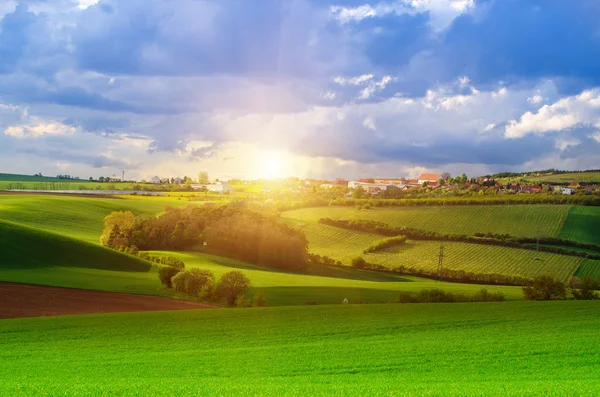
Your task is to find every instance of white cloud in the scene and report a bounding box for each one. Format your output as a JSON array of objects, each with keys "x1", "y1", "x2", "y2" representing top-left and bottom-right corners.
[
  {"x1": 334, "y1": 74, "x2": 374, "y2": 85},
  {"x1": 484, "y1": 123, "x2": 495, "y2": 132},
  {"x1": 505, "y1": 89, "x2": 600, "y2": 138},
  {"x1": 330, "y1": 0, "x2": 474, "y2": 31},
  {"x1": 555, "y1": 137, "x2": 580, "y2": 151},
  {"x1": 492, "y1": 87, "x2": 508, "y2": 98},
  {"x1": 77, "y1": 0, "x2": 99, "y2": 10},
  {"x1": 362, "y1": 117, "x2": 376, "y2": 130},
  {"x1": 4, "y1": 121, "x2": 77, "y2": 139},
  {"x1": 56, "y1": 162, "x2": 71, "y2": 170},
  {"x1": 321, "y1": 91, "x2": 337, "y2": 100},
  {"x1": 589, "y1": 132, "x2": 600, "y2": 143},
  {"x1": 458, "y1": 76, "x2": 470, "y2": 87},
  {"x1": 358, "y1": 75, "x2": 392, "y2": 99},
  {"x1": 527, "y1": 95, "x2": 543, "y2": 104}
]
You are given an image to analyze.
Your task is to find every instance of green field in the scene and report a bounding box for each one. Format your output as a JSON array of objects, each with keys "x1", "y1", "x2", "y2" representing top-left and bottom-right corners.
[
  {"x1": 575, "y1": 259, "x2": 600, "y2": 279},
  {"x1": 527, "y1": 171, "x2": 600, "y2": 184},
  {"x1": 283, "y1": 205, "x2": 570, "y2": 238},
  {"x1": 1, "y1": 301, "x2": 599, "y2": 396},
  {"x1": 0, "y1": 194, "x2": 190, "y2": 243},
  {"x1": 559, "y1": 205, "x2": 600, "y2": 246},
  {"x1": 367, "y1": 241, "x2": 588, "y2": 282}
]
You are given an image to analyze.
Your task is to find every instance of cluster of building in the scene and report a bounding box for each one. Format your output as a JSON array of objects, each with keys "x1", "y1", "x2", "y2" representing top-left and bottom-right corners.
[
  {"x1": 149, "y1": 175, "x2": 233, "y2": 193},
  {"x1": 322, "y1": 173, "x2": 443, "y2": 193}
]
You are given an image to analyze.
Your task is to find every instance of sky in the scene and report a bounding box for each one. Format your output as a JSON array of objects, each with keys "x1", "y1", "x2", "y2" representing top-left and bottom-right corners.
[{"x1": 1, "y1": 0, "x2": 600, "y2": 181}]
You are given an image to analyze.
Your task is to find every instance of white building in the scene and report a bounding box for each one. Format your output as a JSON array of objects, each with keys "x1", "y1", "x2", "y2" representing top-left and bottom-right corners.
[
  {"x1": 150, "y1": 176, "x2": 161, "y2": 184},
  {"x1": 348, "y1": 181, "x2": 398, "y2": 193},
  {"x1": 190, "y1": 181, "x2": 233, "y2": 194}
]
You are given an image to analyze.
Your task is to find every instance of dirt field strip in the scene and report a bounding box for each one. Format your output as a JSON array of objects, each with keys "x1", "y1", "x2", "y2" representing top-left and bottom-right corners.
[{"x1": 0, "y1": 282, "x2": 218, "y2": 319}]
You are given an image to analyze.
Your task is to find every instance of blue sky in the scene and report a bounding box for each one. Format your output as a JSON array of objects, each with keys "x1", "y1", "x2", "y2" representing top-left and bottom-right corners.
[{"x1": 1, "y1": 0, "x2": 599, "y2": 180}]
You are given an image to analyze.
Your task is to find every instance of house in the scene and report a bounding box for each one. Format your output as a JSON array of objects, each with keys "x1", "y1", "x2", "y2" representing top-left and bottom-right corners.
[
  {"x1": 190, "y1": 181, "x2": 233, "y2": 194},
  {"x1": 348, "y1": 181, "x2": 398, "y2": 192},
  {"x1": 417, "y1": 173, "x2": 441, "y2": 185},
  {"x1": 150, "y1": 176, "x2": 161, "y2": 184},
  {"x1": 561, "y1": 187, "x2": 575, "y2": 195},
  {"x1": 531, "y1": 186, "x2": 543, "y2": 193},
  {"x1": 320, "y1": 183, "x2": 335, "y2": 189},
  {"x1": 173, "y1": 177, "x2": 183, "y2": 185},
  {"x1": 569, "y1": 182, "x2": 580, "y2": 188},
  {"x1": 374, "y1": 178, "x2": 405, "y2": 185}
]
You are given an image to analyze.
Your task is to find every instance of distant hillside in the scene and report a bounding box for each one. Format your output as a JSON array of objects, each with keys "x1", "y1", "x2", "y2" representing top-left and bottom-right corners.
[
  {"x1": 526, "y1": 171, "x2": 600, "y2": 184},
  {"x1": 0, "y1": 173, "x2": 68, "y2": 182}
]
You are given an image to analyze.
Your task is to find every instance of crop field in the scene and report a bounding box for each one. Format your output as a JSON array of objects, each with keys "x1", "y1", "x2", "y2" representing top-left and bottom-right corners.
[
  {"x1": 283, "y1": 205, "x2": 570, "y2": 238},
  {"x1": 366, "y1": 241, "x2": 587, "y2": 282},
  {"x1": 574, "y1": 259, "x2": 600, "y2": 279},
  {"x1": 527, "y1": 171, "x2": 600, "y2": 184},
  {"x1": 0, "y1": 194, "x2": 191, "y2": 243},
  {"x1": 1, "y1": 301, "x2": 599, "y2": 396},
  {"x1": 559, "y1": 205, "x2": 600, "y2": 246}
]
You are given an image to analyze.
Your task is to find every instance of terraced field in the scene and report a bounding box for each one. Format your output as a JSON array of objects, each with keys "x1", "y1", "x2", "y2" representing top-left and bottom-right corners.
[
  {"x1": 527, "y1": 171, "x2": 600, "y2": 184},
  {"x1": 283, "y1": 205, "x2": 570, "y2": 238},
  {"x1": 574, "y1": 259, "x2": 600, "y2": 279},
  {"x1": 366, "y1": 241, "x2": 587, "y2": 282},
  {"x1": 559, "y1": 205, "x2": 600, "y2": 246}
]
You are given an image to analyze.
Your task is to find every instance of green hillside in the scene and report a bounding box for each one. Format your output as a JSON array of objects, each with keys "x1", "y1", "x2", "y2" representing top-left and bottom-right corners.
[
  {"x1": 1, "y1": 301, "x2": 599, "y2": 396},
  {"x1": 0, "y1": 194, "x2": 189, "y2": 243},
  {"x1": 526, "y1": 171, "x2": 600, "y2": 184},
  {"x1": 559, "y1": 205, "x2": 600, "y2": 246},
  {"x1": 283, "y1": 205, "x2": 569, "y2": 238},
  {"x1": 0, "y1": 173, "x2": 65, "y2": 182}
]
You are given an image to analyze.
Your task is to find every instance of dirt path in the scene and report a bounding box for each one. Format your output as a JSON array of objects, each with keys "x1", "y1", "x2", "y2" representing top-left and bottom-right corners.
[{"x1": 0, "y1": 282, "x2": 218, "y2": 319}]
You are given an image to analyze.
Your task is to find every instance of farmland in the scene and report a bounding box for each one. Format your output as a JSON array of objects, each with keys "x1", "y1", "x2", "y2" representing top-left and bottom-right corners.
[
  {"x1": 1, "y1": 301, "x2": 600, "y2": 396},
  {"x1": 282, "y1": 205, "x2": 570, "y2": 238},
  {"x1": 559, "y1": 205, "x2": 600, "y2": 246},
  {"x1": 526, "y1": 171, "x2": 600, "y2": 184},
  {"x1": 366, "y1": 240, "x2": 588, "y2": 282}
]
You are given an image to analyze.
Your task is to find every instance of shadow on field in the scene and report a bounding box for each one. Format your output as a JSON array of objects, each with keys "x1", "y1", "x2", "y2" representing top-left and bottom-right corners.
[
  {"x1": 195, "y1": 250, "x2": 410, "y2": 282},
  {"x1": 250, "y1": 286, "x2": 402, "y2": 306}
]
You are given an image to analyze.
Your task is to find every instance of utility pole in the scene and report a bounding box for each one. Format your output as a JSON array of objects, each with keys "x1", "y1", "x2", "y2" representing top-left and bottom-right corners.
[
  {"x1": 122, "y1": 170, "x2": 125, "y2": 182},
  {"x1": 437, "y1": 240, "x2": 444, "y2": 281}
]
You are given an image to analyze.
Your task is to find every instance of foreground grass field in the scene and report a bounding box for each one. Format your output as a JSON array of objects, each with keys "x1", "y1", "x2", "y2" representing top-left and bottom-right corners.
[
  {"x1": 283, "y1": 204, "x2": 570, "y2": 238},
  {"x1": 1, "y1": 301, "x2": 599, "y2": 396}
]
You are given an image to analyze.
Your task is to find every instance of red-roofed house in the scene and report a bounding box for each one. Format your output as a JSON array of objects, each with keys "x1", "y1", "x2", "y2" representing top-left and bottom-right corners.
[{"x1": 417, "y1": 173, "x2": 441, "y2": 185}]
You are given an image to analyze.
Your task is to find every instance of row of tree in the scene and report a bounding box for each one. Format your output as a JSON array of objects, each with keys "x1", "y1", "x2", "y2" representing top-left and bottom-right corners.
[{"x1": 101, "y1": 203, "x2": 309, "y2": 272}]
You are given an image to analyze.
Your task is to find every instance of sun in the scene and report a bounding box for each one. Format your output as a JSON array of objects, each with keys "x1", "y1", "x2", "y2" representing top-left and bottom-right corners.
[{"x1": 258, "y1": 152, "x2": 287, "y2": 179}]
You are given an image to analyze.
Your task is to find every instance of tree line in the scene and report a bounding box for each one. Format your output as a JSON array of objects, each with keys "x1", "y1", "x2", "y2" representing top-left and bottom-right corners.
[{"x1": 101, "y1": 203, "x2": 309, "y2": 272}]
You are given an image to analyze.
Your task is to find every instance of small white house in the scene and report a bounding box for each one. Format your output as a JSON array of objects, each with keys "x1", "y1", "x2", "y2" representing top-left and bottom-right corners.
[
  {"x1": 190, "y1": 181, "x2": 233, "y2": 194},
  {"x1": 561, "y1": 187, "x2": 574, "y2": 195}
]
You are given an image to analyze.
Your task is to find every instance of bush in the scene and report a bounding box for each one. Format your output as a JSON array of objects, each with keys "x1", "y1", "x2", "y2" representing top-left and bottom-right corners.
[
  {"x1": 472, "y1": 288, "x2": 506, "y2": 302},
  {"x1": 568, "y1": 276, "x2": 600, "y2": 300},
  {"x1": 160, "y1": 256, "x2": 185, "y2": 271},
  {"x1": 199, "y1": 280, "x2": 218, "y2": 301},
  {"x1": 522, "y1": 276, "x2": 566, "y2": 300},
  {"x1": 171, "y1": 271, "x2": 187, "y2": 293},
  {"x1": 351, "y1": 257, "x2": 367, "y2": 268},
  {"x1": 363, "y1": 235, "x2": 407, "y2": 254},
  {"x1": 184, "y1": 269, "x2": 214, "y2": 296},
  {"x1": 158, "y1": 266, "x2": 181, "y2": 288},
  {"x1": 235, "y1": 294, "x2": 253, "y2": 308},
  {"x1": 217, "y1": 271, "x2": 251, "y2": 306},
  {"x1": 252, "y1": 293, "x2": 267, "y2": 307}
]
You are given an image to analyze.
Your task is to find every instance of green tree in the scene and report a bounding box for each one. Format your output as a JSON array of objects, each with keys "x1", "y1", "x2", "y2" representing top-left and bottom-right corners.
[
  {"x1": 522, "y1": 276, "x2": 566, "y2": 300},
  {"x1": 217, "y1": 271, "x2": 251, "y2": 305},
  {"x1": 352, "y1": 186, "x2": 365, "y2": 199},
  {"x1": 198, "y1": 171, "x2": 209, "y2": 184}
]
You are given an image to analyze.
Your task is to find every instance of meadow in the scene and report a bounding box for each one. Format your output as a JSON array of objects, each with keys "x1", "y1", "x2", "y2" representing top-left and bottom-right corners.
[
  {"x1": 1, "y1": 301, "x2": 599, "y2": 396},
  {"x1": 282, "y1": 204, "x2": 570, "y2": 238}
]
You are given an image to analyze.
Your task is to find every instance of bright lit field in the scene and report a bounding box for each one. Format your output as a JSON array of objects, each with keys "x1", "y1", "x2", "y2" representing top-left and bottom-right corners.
[
  {"x1": 283, "y1": 204, "x2": 571, "y2": 238},
  {"x1": 526, "y1": 171, "x2": 600, "y2": 184},
  {"x1": 1, "y1": 301, "x2": 599, "y2": 396},
  {"x1": 559, "y1": 205, "x2": 600, "y2": 246}
]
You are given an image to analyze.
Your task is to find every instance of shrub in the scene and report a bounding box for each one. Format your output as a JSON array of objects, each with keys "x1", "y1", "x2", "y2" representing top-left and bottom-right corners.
[
  {"x1": 171, "y1": 271, "x2": 187, "y2": 293},
  {"x1": 397, "y1": 292, "x2": 417, "y2": 303},
  {"x1": 417, "y1": 288, "x2": 458, "y2": 303},
  {"x1": 522, "y1": 276, "x2": 566, "y2": 300},
  {"x1": 351, "y1": 257, "x2": 367, "y2": 268},
  {"x1": 217, "y1": 271, "x2": 251, "y2": 305},
  {"x1": 160, "y1": 256, "x2": 185, "y2": 271},
  {"x1": 235, "y1": 294, "x2": 253, "y2": 308},
  {"x1": 252, "y1": 293, "x2": 267, "y2": 307},
  {"x1": 568, "y1": 276, "x2": 600, "y2": 300},
  {"x1": 158, "y1": 266, "x2": 181, "y2": 288},
  {"x1": 472, "y1": 288, "x2": 506, "y2": 302},
  {"x1": 184, "y1": 269, "x2": 215, "y2": 296},
  {"x1": 363, "y1": 235, "x2": 408, "y2": 254},
  {"x1": 199, "y1": 280, "x2": 218, "y2": 301}
]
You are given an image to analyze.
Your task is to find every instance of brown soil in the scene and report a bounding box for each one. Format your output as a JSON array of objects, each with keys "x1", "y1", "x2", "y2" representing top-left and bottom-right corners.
[{"x1": 0, "y1": 282, "x2": 218, "y2": 319}]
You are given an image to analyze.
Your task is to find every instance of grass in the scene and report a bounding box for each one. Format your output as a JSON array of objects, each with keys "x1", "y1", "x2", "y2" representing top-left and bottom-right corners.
[
  {"x1": 0, "y1": 194, "x2": 191, "y2": 243},
  {"x1": 366, "y1": 240, "x2": 586, "y2": 282},
  {"x1": 1, "y1": 301, "x2": 599, "y2": 396},
  {"x1": 526, "y1": 171, "x2": 600, "y2": 184},
  {"x1": 283, "y1": 204, "x2": 570, "y2": 238},
  {"x1": 559, "y1": 205, "x2": 600, "y2": 246}
]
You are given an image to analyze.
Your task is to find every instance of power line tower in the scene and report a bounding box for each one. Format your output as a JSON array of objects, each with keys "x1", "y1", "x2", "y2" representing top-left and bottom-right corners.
[{"x1": 437, "y1": 240, "x2": 444, "y2": 281}]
